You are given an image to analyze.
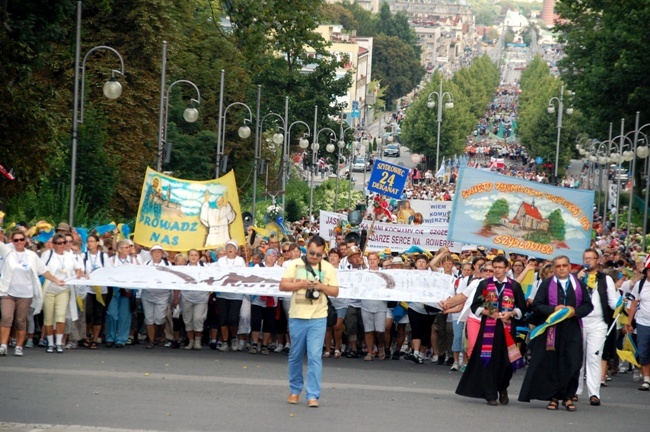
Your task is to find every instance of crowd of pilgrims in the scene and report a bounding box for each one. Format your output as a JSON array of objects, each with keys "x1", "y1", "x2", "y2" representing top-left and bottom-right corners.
[{"x1": 1, "y1": 221, "x2": 650, "y2": 410}]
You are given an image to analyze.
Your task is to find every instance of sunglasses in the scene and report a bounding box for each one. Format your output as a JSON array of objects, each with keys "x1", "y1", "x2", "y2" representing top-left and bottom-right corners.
[
  {"x1": 282, "y1": 249, "x2": 290, "y2": 253},
  {"x1": 13, "y1": 238, "x2": 26, "y2": 242},
  {"x1": 308, "y1": 251, "x2": 323, "y2": 258},
  {"x1": 54, "y1": 241, "x2": 66, "y2": 245},
  {"x1": 482, "y1": 268, "x2": 494, "y2": 273}
]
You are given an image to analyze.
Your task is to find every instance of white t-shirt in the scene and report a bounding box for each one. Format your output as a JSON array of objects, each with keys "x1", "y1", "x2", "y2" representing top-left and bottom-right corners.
[
  {"x1": 41, "y1": 250, "x2": 82, "y2": 295},
  {"x1": 8, "y1": 257, "x2": 33, "y2": 298},
  {"x1": 83, "y1": 251, "x2": 111, "y2": 295},
  {"x1": 630, "y1": 278, "x2": 650, "y2": 327}
]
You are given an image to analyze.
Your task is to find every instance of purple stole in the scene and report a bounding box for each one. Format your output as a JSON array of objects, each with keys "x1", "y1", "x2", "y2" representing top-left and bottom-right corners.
[
  {"x1": 546, "y1": 274, "x2": 582, "y2": 350},
  {"x1": 480, "y1": 278, "x2": 523, "y2": 370}
]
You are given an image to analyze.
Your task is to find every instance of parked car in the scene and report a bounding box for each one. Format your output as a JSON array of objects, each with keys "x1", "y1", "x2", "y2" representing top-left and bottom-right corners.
[
  {"x1": 351, "y1": 157, "x2": 371, "y2": 172},
  {"x1": 383, "y1": 143, "x2": 400, "y2": 157},
  {"x1": 609, "y1": 166, "x2": 629, "y2": 182}
]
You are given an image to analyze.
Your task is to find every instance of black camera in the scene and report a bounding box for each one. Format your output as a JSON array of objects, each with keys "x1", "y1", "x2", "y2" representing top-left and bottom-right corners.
[{"x1": 305, "y1": 288, "x2": 320, "y2": 300}]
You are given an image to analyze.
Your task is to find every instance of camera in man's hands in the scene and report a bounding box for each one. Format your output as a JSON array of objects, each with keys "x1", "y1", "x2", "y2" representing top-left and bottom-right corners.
[{"x1": 305, "y1": 288, "x2": 320, "y2": 300}]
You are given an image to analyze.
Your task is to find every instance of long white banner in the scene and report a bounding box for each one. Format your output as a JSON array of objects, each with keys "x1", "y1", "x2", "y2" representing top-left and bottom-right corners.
[
  {"x1": 319, "y1": 211, "x2": 462, "y2": 252},
  {"x1": 66, "y1": 266, "x2": 453, "y2": 304}
]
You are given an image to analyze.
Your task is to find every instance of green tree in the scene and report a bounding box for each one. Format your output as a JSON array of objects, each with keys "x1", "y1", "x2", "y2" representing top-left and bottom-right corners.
[
  {"x1": 373, "y1": 34, "x2": 425, "y2": 107},
  {"x1": 547, "y1": 209, "x2": 566, "y2": 241},
  {"x1": 485, "y1": 199, "x2": 509, "y2": 226},
  {"x1": 555, "y1": 1, "x2": 650, "y2": 133}
]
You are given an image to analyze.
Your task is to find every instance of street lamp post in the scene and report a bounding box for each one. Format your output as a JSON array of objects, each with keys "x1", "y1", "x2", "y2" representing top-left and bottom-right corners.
[
  {"x1": 214, "y1": 70, "x2": 254, "y2": 179},
  {"x1": 308, "y1": 105, "x2": 337, "y2": 229},
  {"x1": 334, "y1": 120, "x2": 362, "y2": 208},
  {"x1": 427, "y1": 78, "x2": 454, "y2": 170},
  {"x1": 547, "y1": 84, "x2": 574, "y2": 180},
  {"x1": 157, "y1": 42, "x2": 201, "y2": 171},
  {"x1": 70, "y1": 0, "x2": 125, "y2": 226},
  {"x1": 627, "y1": 113, "x2": 650, "y2": 251},
  {"x1": 285, "y1": 119, "x2": 311, "y2": 211}
]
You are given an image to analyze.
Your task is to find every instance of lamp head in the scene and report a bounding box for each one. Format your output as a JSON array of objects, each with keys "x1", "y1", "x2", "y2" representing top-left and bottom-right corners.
[
  {"x1": 637, "y1": 146, "x2": 650, "y2": 159},
  {"x1": 326, "y1": 143, "x2": 335, "y2": 153},
  {"x1": 547, "y1": 106, "x2": 555, "y2": 114},
  {"x1": 427, "y1": 101, "x2": 435, "y2": 109},
  {"x1": 272, "y1": 132, "x2": 284, "y2": 145},
  {"x1": 337, "y1": 140, "x2": 346, "y2": 149},
  {"x1": 183, "y1": 106, "x2": 199, "y2": 123},
  {"x1": 299, "y1": 137, "x2": 309, "y2": 149},
  {"x1": 238, "y1": 125, "x2": 251, "y2": 139},
  {"x1": 566, "y1": 107, "x2": 574, "y2": 116},
  {"x1": 445, "y1": 101, "x2": 454, "y2": 109},
  {"x1": 103, "y1": 76, "x2": 122, "y2": 99}
]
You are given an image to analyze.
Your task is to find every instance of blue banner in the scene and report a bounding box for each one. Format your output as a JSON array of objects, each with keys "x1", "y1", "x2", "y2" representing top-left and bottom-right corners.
[
  {"x1": 447, "y1": 167, "x2": 595, "y2": 263},
  {"x1": 367, "y1": 159, "x2": 409, "y2": 199}
]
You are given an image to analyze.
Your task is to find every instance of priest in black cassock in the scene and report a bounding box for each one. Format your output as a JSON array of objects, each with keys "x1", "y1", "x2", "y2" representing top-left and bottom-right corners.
[
  {"x1": 456, "y1": 255, "x2": 526, "y2": 405},
  {"x1": 518, "y1": 255, "x2": 593, "y2": 411}
]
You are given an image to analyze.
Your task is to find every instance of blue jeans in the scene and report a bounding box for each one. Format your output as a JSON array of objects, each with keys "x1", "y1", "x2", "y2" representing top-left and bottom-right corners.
[
  {"x1": 106, "y1": 295, "x2": 132, "y2": 344},
  {"x1": 288, "y1": 318, "x2": 327, "y2": 400}
]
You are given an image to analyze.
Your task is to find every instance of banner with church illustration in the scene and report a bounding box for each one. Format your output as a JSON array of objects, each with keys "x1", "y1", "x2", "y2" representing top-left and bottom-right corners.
[
  {"x1": 133, "y1": 168, "x2": 245, "y2": 251},
  {"x1": 447, "y1": 166, "x2": 595, "y2": 263}
]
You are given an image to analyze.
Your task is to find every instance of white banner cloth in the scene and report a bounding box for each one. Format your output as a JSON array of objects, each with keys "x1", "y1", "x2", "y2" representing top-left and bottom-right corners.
[{"x1": 66, "y1": 266, "x2": 453, "y2": 304}]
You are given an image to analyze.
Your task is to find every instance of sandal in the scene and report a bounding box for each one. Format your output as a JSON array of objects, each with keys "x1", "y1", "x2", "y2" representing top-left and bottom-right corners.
[
  {"x1": 146, "y1": 342, "x2": 154, "y2": 349},
  {"x1": 378, "y1": 351, "x2": 386, "y2": 360},
  {"x1": 126, "y1": 337, "x2": 133, "y2": 346},
  {"x1": 546, "y1": 399, "x2": 559, "y2": 410},
  {"x1": 334, "y1": 350, "x2": 341, "y2": 359},
  {"x1": 562, "y1": 400, "x2": 577, "y2": 412},
  {"x1": 89, "y1": 342, "x2": 98, "y2": 350},
  {"x1": 364, "y1": 354, "x2": 373, "y2": 361},
  {"x1": 323, "y1": 351, "x2": 331, "y2": 358},
  {"x1": 639, "y1": 382, "x2": 650, "y2": 391},
  {"x1": 589, "y1": 396, "x2": 601, "y2": 406}
]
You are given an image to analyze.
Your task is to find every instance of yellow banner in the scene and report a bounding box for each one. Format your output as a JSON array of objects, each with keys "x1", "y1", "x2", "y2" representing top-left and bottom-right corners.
[{"x1": 133, "y1": 168, "x2": 245, "y2": 251}]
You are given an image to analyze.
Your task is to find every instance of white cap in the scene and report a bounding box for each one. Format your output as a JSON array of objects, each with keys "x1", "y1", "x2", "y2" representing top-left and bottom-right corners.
[
  {"x1": 225, "y1": 240, "x2": 239, "y2": 250},
  {"x1": 150, "y1": 244, "x2": 164, "y2": 252}
]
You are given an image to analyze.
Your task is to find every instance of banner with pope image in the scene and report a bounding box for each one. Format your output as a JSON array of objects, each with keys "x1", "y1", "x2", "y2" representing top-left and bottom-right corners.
[
  {"x1": 447, "y1": 166, "x2": 594, "y2": 263},
  {"x1": 133, "y1": 168, "x2": 245, "y2": 251}
]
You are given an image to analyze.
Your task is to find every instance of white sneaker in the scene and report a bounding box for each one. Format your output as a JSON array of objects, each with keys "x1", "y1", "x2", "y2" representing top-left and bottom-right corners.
[
  {"x1": 230, "y1": 339, "x2": 239, "y2": 352},
  {"x1": 193, "y1": 339, "x2": 202, "y2": 350},
  {"x1": 633, "y1": 369, "x2": 642, "y2": 382},
  {"x1": 450, "y1": 361, "x2": 459, "y2": 371},
  {"x1": 14, "y1": 346, "x2": 23, "y2": 357},
  {"x1": 238, "y1": 339, "x2": 246, "y2": 350},
  {"x1": 274, "y1": 344, "x2": 284, "y2": 353},
  {"x1": 218, "y1": 342, "x2": 229, "y2": 352},
  {"x1": 431, "y1": 355, "x2": 439, "y2": 364},
  {"x1": 0, "y1": 345, "x2": 7, "y2": 356},
  {"x1": 185, "y1": 340, "x2": 194, "y2": 350}
]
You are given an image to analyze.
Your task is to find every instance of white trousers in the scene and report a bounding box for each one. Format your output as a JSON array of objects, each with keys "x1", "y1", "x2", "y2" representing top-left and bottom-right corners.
[{"x1": 577, "y1": 320, "x2": 607, "y2": 398}]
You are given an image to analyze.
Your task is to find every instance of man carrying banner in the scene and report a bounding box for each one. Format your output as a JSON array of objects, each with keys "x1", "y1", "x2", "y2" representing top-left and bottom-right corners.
[
  {"x1": 455, "y1": 255, "x2": 526, "y2": 405},
  {"x1": 280, "y1": 236, "x2": 339, "y2": 408},
  {"x1": 518, "y1": 255, "x2": 593, "y2": 411}
]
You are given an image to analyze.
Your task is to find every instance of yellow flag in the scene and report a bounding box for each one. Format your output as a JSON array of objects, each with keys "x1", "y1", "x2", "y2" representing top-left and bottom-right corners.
[{"x1": 93, "y1": 286, "x2": 105, "y2": 306}]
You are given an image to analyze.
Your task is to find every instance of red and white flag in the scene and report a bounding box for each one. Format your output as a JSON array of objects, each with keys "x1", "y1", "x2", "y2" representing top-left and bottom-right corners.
[{"x1": 0, "y1": 163, "x2": 15, "y2": 180}]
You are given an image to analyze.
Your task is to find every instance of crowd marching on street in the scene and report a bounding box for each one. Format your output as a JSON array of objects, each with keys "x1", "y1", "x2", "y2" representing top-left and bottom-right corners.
[{"x1": 1, "y1": 64, "x2": 649, "y2": 412}]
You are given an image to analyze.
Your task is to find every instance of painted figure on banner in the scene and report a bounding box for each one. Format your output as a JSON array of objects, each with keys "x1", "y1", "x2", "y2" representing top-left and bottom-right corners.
[
  {"x1": 142, "y1": 176, "x2": 164, "y2": 219},
  {"x1": 200, "y1": 190, "x2": 236, "y2": 247},
  {"x1": 396, "y1": 200, "x2": 415, "y2": 224}
]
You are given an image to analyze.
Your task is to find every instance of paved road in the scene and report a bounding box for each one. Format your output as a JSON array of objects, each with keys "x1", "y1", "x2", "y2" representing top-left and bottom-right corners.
[{"x1": 0, "y1": 346, "x2": 648, "y2": 432}]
